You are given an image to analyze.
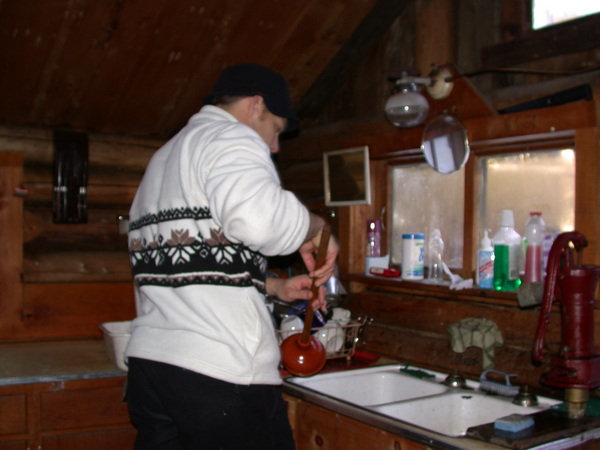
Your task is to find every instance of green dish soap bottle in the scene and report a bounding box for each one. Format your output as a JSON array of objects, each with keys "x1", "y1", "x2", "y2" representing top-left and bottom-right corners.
[{"x1": 493, "y1": 210, "x2": 522, "y2": 291}]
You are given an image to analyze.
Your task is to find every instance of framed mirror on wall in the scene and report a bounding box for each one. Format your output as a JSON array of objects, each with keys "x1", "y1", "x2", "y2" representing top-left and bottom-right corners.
[{"x1": 323, "y1": 146, "x2": 371, "y2": 207}]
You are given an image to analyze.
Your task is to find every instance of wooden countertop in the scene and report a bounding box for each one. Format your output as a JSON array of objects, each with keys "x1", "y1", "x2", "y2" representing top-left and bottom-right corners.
[{"x1": 0, "y1": 339, "x2": 124, "y2": 386}]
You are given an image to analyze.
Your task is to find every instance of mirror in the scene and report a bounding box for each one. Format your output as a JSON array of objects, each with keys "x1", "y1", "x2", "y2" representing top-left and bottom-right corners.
[
  {"x1": 323, "y1": 146, "x2": 371, "y2": 207},
  {"x1": 421, "y1": 114, "x2": 470, "y2": 174}
]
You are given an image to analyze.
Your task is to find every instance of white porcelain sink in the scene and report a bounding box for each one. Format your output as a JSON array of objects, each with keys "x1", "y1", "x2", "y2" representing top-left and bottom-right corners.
[
  {"x1": 370, "y1": 390, "x2": 559, "y2": 437},
  {"x1": 286, "y1": 364, "x2": 454, "y2": 406},
  {"x1": 285, "y1": 364, "x2": 561, "y2": 438}
]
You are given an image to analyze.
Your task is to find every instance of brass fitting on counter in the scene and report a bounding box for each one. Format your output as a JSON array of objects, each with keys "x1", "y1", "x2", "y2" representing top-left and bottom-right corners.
[{"x1": 565, "y1": 387, "x2": 589, "y2": 419}]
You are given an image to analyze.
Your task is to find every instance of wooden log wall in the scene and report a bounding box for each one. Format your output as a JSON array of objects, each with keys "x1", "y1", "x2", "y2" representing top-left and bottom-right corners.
[
  {"x1": 0, "y1": 126, "x2": 163, "y2": 341},
  {"x1": 342, "y1": 284, "x2": 564, "y2": 393}
]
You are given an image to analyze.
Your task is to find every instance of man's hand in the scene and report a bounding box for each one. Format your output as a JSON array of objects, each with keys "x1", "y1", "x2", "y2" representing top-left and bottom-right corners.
[
  {"x1": 266, "y1": 275, "x2": 326, "y2": 312},
  {"x1": 299, "y1": 231, "x2": 339, "y2": 287}
]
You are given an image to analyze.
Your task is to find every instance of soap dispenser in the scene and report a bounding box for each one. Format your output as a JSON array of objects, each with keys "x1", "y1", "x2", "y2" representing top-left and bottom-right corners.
[{"x1": 476, "y1": 229, "x2": 494, "y2": 289}]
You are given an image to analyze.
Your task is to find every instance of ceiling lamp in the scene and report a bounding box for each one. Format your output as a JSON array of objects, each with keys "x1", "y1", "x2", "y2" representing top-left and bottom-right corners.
[{"x1": 384, "y1": 67, "x2": 454, "y2": 128}]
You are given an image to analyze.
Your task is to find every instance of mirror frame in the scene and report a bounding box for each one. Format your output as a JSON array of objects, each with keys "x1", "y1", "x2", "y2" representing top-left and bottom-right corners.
[{"x1": 323, "y1": 145, "x2": 371, "y2": 207}]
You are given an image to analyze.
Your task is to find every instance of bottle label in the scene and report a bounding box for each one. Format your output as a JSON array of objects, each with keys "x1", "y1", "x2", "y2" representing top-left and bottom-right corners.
[
  {"x1": 493, "y1": 244, "x2": 522, "y2": 291},
  {"x1": 402, "y1": 237, "x2": 424, "y2": 279},
  {"x1": 477, "y1": 250, "x2": 494, "y2": 288},
  {"x1": 507, "y1": 245, "x2": 520, "y2": 279}
]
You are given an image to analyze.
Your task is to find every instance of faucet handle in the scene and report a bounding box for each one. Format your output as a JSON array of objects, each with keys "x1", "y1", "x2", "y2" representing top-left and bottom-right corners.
[
  {"x1": 443, "y1": 371, "x2": 467, "y2": 388},
  {"x1": 512, "y1": 386, "x2": 539, "y2": 407}
]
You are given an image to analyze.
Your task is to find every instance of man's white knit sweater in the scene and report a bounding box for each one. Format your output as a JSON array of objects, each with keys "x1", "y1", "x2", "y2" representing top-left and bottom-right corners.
[{"x1": 125, "y1": 105, "x2": 309, "y2": 385}]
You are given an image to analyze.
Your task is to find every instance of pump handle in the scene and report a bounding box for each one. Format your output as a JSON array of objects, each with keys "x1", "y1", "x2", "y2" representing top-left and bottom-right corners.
[{"x1": 532, "y1": 231, "x2": 588, "y2": 364}]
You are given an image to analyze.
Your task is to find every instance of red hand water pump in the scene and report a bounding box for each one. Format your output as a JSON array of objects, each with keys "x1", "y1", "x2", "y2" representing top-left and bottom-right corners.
[{"x1": 532, "y1": 231, "x2": 600, "y2": 390}]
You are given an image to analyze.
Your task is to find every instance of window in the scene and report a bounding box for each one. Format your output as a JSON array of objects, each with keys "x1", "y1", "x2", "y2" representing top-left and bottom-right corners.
[
  {"x1": 389, "y1": 133, "x2": 576, "y2": 277},
  {"x1": 532, "y1": 0, "x2": 600, "y2": 29},
  {"x1": 390, "y1": 163, "x2": 464, "y2": 269},
  {"x1": 477, "y1": 149, "x2": 575, "y2": 241}
]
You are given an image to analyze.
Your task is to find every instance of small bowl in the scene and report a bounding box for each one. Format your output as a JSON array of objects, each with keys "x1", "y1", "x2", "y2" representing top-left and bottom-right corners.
[
  {"x1": 280, "y1": 315, "x2": 304, "y2": 340},
  {"x1": 331, "y1": 307, "x2": 351, "y2": 325},
  {"x1": 316, "y1": 321, "x2": 345, "y2": 353}
]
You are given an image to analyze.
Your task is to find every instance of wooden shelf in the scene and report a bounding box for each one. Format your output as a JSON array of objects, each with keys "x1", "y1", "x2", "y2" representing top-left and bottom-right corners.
[{"x1": 341, "y1": 273, "x2": 519, "y2": 308}]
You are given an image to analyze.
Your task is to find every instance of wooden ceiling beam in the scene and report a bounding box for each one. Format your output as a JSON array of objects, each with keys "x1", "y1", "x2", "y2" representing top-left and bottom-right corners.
[{"x1": 296, "y1": 0, "x2": 412, "y2": 119}]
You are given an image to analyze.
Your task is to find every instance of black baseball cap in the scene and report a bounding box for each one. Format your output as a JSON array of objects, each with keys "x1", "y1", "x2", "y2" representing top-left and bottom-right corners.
[{"x1": 203, "y1": 63, "x2": 299, "y2": 131}]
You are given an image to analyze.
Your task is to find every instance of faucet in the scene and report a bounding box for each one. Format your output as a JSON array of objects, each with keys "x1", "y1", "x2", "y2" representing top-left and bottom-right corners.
[
  {"x1": 531, "y1": 231, "x2": 600, "y2": 419},
  {"x1": 442, "y1": 371, "x2": 467, "y2": 388}
]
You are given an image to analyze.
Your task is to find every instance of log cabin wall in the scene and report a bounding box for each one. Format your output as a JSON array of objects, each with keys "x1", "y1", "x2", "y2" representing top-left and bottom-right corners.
[{"x1": 0, "y1": 126, "x2": 162, "y2": 340}]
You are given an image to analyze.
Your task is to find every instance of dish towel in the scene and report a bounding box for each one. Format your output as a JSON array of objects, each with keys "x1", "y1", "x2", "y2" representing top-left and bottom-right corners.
[{"x1": 447, "y1": 318, "x2": 503, "y2": 370}]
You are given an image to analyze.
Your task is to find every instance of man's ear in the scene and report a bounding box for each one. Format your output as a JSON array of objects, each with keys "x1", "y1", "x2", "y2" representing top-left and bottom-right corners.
[{"x1": 248, "y1": 95, "x2": 265, "y2": 117}]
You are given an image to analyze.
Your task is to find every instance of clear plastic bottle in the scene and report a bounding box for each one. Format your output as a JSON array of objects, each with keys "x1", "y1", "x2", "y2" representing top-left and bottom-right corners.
[
  {"x1": 493, "y1": 210, "x2": 522, "y2": 291},
  {"x1": 476, "y1": 229, "x2": 494, "y2": 289},
  {"x1": 366, "y1": 219, "x2": 381, "y2": 257},
  {"x1": 428, "y1": 228, "x2": 444, "y2": 283},
  {"x1": 524, "y1": 212, "x2": 546, "y2": 283}
]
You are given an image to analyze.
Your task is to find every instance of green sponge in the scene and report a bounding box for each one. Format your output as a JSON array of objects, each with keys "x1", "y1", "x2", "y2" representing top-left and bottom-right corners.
[
  {"x1": 399, "y1": 365, "x2": 435, "y2": 379},
  {"x1": 494, "y1": 414, "x2": 535, "y2": 433}
]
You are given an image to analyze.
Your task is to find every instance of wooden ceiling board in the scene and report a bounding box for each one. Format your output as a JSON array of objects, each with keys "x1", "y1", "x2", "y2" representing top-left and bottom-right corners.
[
  {"x1": 272, "y1": 0, "x2": 379, "y2": 92},
  {"x1": 0, "y1": 0, "x2": 70, "y2": 125},
  {"x1": 0, "y1": 0, "x2": 382, "y2": 139},
  {"x1": 69, "y1": 0, "x2": 176, "y2": 131},
  {"x1": 167, "y1": 0, "x2": 381, "y2": 137},
  {"x1": 32, "y1": 1, "x2": 162, "y2": 127},
  {"x1": 164, "y1": 0, "x2": 325, "y2": 136}
]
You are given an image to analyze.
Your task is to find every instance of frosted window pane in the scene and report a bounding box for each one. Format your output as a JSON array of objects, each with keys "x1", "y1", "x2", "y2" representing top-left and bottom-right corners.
[
  {"x1": 478, "y1": 149, "x2": 575, "y2": 240},
  {"x1": 391, "y1": 164, "x2": 464, "y2": 268},
  {"x1": 532, "y1": 0, "x2": 600, "y2": 29}
]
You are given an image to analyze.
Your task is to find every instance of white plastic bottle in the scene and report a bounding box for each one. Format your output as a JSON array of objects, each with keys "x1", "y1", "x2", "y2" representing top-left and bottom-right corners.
[
  {"x1": 402, "y1": 233, "x2": 425, "y2": 280},
  {"x1": 427, "y1": 228, "x2": 444, "y2": 283},
  {"x1": 524, "y1": 212, "x2": 546, "y2": 283},
  {"x1": 476, "y1": 229, "x2": 494, "y2": 289},
  {"x1": 493, "y1": 210, "x2": 522, "y2": 291},
  {"x1": 366, "y1": 219, "x2": 381, "y2": 257}
]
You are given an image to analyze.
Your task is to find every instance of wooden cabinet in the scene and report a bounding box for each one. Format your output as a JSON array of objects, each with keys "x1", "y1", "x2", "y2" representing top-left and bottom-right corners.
[
  {"x1": 284, "y1": 394, "x2": 432, "y2": 450},
  {"x1": 0, "y1": 377, "x2": 135, "y2": 450}
]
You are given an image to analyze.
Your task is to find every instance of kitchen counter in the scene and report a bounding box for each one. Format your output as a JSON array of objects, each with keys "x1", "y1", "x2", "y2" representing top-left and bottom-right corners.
[
  {"x1": 3, "y1": 342, "x2": 600, "y2": 449},
  {"x1": 0, "y1": 339, "x2": 124, "y2": 386},
  {"x1": 283, "y1": 358, "x2": 600, "y2": 450}
]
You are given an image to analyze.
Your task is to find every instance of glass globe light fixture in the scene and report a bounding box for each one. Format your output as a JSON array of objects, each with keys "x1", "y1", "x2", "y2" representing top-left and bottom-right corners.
[
  {"x1": 384, "y1": 67, "x2": 454, "y2": 128},
  {"x1": 385, "y1": 80, "x2": 429, "y2": 128}
]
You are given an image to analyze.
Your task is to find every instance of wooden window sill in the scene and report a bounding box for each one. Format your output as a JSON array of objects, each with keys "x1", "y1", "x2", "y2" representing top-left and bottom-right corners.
[{"x1": 340, "y1": 273, "x2": 519, "y2": 308}]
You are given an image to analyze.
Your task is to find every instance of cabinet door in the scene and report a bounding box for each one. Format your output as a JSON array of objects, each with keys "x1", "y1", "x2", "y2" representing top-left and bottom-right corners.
[
  {"x1": 292, "y1": 399, "x2": 431, "y2": 450},
  {"x1": 40, "y1": 381, "x2": 130, "y2": 432},
  {"x1": 0, "y1": 441, "x2": 28, "y2": 450},
  {"x1": 0, "y1": 394, "x2": 28, "y2": 438},
  {"x1": 41, "y1": 428, "x2": 136, "y2": 450}
]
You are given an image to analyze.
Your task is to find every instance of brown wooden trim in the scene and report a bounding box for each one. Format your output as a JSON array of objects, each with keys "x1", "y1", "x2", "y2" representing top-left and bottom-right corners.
[
  {"x1": 282, "y1": 100, "x2": 596, "y2": 165},
  {"x1": 482, "y1": 13, "x2": 600, "y2": 68},
  {"x1": 0, "y1": 152, "x2": 25, "y2": 337},
  {"x1": 575, "y1": 127, "x2": 600, "y2": 266},
  {"x1": 16, "y1": 282, "x2": 135, "y2": 340}
]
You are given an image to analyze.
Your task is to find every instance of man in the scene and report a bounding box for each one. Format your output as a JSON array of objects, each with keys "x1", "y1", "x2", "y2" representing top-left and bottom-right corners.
[{"x1": 125, "y1": 63, "x2": 338, "y2": 449}]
